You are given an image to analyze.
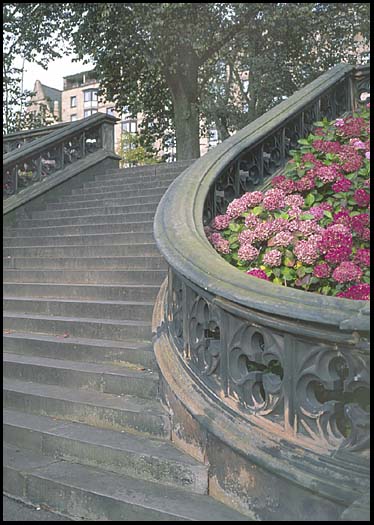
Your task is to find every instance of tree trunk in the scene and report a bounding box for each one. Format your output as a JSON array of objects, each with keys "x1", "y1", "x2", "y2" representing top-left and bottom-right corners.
[{"x1": 167, "y1": 65, "x2": 201, "y2": 161}]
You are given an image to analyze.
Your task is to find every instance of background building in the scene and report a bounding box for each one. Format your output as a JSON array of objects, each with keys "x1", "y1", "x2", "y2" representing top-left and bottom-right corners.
[{"x1": 29, "y1": 68, "x2": 219, "y2": 161}]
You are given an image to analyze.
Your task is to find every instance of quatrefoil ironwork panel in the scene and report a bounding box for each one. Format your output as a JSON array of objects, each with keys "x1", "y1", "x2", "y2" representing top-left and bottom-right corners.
[{"x1": 228, "y1": 324, "x2": 284, "y2": 417}]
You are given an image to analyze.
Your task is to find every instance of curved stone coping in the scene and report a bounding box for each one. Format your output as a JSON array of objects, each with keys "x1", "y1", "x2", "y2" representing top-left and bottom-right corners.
[
  {"x1": 152, "y1": 279, "x2": 369, "y2": 509},
  {"x1": 154, "y1": 63, "x2": 370, "y2": 331},
  {"x1": 3, "y1": 113, "x2": 119, "y2": 166}
]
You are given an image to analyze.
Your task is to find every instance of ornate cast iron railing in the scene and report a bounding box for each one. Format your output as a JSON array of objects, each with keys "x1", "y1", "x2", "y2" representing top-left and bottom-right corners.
[
  {"x1": 3, "y1": 113, "x2": 117, "y2": 199},
  {"x1": 154, "y1": 64, "x2": 370, "y2": 455}
]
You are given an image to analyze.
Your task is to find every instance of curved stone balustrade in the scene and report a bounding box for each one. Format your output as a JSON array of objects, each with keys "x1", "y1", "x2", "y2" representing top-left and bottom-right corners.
[
  {"x1": 153, "y1": 63, "x2": 370, "y2": 519},
  {"x1": 3, "y1": 113, "x2": 118, "y2": 199}
]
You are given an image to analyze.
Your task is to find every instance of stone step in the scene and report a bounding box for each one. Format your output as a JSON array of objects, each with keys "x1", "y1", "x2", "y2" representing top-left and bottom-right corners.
[
  {"x1": 3, "y1": 282, "x2": 160, "y2": 301},
  {"x1": 4, "y1": 242, "x2": 160, "y2": 258},
  {"x1": 30, "y1": 203, "x2": 158, "y2": 220},
  {"x1": 80, "y1": 177, "x2": 174, "y2": 191},
  {"x1": 56, "y1": 188, "x2": 165, "y2": 203},
  {"x1": 3, "y1": 297, "x2": 155, "y2": 321},
  {"x1": 3, "y1": 231, "x2": 155, "y2": 247},
  {"x1": 84, "y1": 173, "x2": 176, "y2": 187},
  {"x1": 10, "y1": 212, "x2": 157, "y2": 229},
  {"x1": 46, "y1": 195, "x2": 162, "y2": 211},
  {"x1": 3, "y1": 445, "x2": 246, "y2": 521},
  {"x1": 3, "y1": 354, "x2": 158, "y2": 398},
  {"x1": 3, "y1": 332, "x2": 156, "y2": 369},
  {"x1": 3, "y1": 379, "x2": 170, "y2": 438},
  {"x1": 102, "y1": 160, "x2": 193, "y2": 178},
  {"x1": 4, "y1": 255, "x2": 167, "y2": 271},
  {"x1": 3, "y1": 220, "x2": 154, "y2": 237},
  {"x1": 3, "y1": 312, "x2": 152, "y2": 341},
  {"x1": 3, "y1": 410, "x2": 207, "y2": 494},
  {"x1": 3, "y1": 269, "x2": 165, "y2": 285},
  {"x1": 73, "y1": 184, "x2": 169, "y2": 196}
]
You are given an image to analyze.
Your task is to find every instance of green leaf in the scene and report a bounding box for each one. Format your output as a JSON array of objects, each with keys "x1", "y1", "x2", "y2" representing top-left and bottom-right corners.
[
  {"x1": 297, "y1": 138, "x2": 310, "y2": 145},
  {"x1": 299, "y1": 214, "x2": 315, "y2": 220},
  {"x1": 304, "y1": 193, "x2": 315, "y2": 207},
  {"x1": 229, "y1": 223, "x2": 241, "y2": 232},
  {"x1": 272, "y1": 277, "x2": 283, "y2": 285},
  {"x1": 323, "y1": 211, "x2": 333, "y2": 219},
  {"x1": 252, "y1": 206, "x2": 263, "y2": 216}
]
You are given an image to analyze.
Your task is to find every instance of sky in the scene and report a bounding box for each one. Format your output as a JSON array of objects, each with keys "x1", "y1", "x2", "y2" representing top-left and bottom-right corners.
[{"x1": 21, "y1": 55, "x2": 94, "y2": 92}]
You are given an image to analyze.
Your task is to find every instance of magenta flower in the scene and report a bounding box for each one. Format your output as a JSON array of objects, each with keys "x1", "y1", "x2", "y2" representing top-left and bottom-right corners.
[
  {"x1": 365, "y1": 151, "x2": 370, "y2": 160},
  {"x1": 245, "y1": 214, "x2": 261, "y2": 229},
  {"x1": 332, "y1": 262, "x2": 363, "y2": 284},
  {"x1": 313, "y1": 262, "x2": 331, "y2": 279},
  {"x1": 325, "y1": 246, "x2": 352, "y2": 264},
  {"x1": 337, "y1": 283, "x2": 370, "y2": 300},
  {"x1": 354, "y1": 248, "x2": 370, "y2": 267},
  {"x1": 332, "y1": 178, "x2": 352, "y2": 193},
  {"x1": 246, "y1": 268, "x2": 270, "y2": 281},
  {"x1": 354, "y1": 189, "x2": 370, "y2": 207}
]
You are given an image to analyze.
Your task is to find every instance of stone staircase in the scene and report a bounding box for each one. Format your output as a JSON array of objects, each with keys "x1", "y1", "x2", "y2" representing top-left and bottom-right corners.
[{"x1": 3, "y1": 162, "x2": 247, "y2": 521}]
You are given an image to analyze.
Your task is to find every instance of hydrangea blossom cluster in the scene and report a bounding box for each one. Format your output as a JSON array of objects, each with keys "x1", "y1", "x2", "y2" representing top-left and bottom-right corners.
[{"x1": 208, "y1": 105, "x2": 370, "y2": 300}]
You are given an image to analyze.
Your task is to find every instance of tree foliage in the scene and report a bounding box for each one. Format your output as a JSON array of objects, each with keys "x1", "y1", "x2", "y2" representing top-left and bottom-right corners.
[
  {"x1": 117, "y1": 131, "x2": 160, "y2": 168},
  {"x1": 3, "y1": 3, "x2": 65, "y2": 133},
  {"x1": 3, "y1": 3, "x2": 370, "y2": 154}
]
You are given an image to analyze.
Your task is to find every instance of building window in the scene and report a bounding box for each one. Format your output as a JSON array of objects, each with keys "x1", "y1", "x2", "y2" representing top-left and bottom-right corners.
[
  {"x1": 84, "y1": 109, "x2": 98, "y2": 118},
  {"x1": 70, "y1": 114, "x2": 78, "y2": 122},
  {"x1": 106, "y1": 107, "x2": 116, "y2": 116},
  {"x1": 70, "y1": 96, "x2": 77, "y2": 108},
  {"x1": 84, "y1": 90, "x2": 98, "y2": 102},
  {"x1": 122, "y1": 120, "x2": 137, "y2": 133}
]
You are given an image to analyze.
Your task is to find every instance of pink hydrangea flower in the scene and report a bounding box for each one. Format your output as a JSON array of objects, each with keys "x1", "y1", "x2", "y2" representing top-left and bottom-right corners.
[
  {"x1": 262, "y1": 188, "x2": 286, "y2": 211},
  {"x1": 365, "y1": 151, "x2": 370, "y2": 160},
  {"x1": 285, "y1": 194, "x2": 305, "y2": 208},
  {"x1": 332, "y1": 261, "x2": 363, "y2": 284},
  {"x1": 245, "y1": 214, "x2": 261, "y2": 229},
  {"x1": 294, "y1": 240, "x2": 319, "y2": 264},
  {"x1": 312, "y1": 140, "x2": 342, "y2": 154},
  {"x1": 238, "y1": 243, "x2": 259, "y2": 261},
  {"x1": 212, "y1": 214, "x2": 231, "y2": 230},
  {"x1": 210, "y1": 233, "x2": 230, "y2": 254},
  {"x1": 262, "y1": 249, "x2": 282, "y2": 267},
  {"x1": 226, "y1": 198, "x2": 248, "y2": 218},
  {"x1": 253, "y1": 222, "x2": 275, "y2": 242},
  {"x1": 242, "y1": 191, "x2": 264, "y2": 207},
  {"x1": 271, "y1": 231, "x2": 294, "y2": 247},
  {"x1": 238, "y1": 229, "x2": 256, "y2": 245}
]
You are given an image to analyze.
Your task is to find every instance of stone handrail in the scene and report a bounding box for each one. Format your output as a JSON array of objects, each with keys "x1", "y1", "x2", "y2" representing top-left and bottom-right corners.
[
  {"x1": 3, "y1": 121, "x2": 71, "y2": 154},
  {"x1": 3, "y1": 113, "x2": 118, "y2": 200},
  {"x1": 154, "y1": 62, "x2": 370, "y2": 464}
]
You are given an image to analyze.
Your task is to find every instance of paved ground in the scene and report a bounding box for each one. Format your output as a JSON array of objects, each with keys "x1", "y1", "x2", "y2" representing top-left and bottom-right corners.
[{"x1": 3, "y1": 495, "x2": 74, "y2": 521}]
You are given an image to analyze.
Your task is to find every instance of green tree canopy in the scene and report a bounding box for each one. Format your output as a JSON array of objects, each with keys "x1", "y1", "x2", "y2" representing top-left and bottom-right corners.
[{"x1": 3, "y1": 3, "x2": 370, "y2": 154}]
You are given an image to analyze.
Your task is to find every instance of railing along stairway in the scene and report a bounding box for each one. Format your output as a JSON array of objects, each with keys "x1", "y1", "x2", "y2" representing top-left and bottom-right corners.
[{"x1": 153, "y1": 63, "x2": 370, "y2": 521}]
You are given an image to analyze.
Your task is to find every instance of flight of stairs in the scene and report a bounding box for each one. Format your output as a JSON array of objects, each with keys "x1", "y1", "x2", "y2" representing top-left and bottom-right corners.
[{"x1": 3, "y1": 162, "x2": 247, "y2": 521}]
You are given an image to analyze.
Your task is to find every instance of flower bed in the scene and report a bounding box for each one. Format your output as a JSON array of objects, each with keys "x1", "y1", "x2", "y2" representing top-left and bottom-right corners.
[{"x1": 208, "y1": 104, "x2": 370, "y2": 300}]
